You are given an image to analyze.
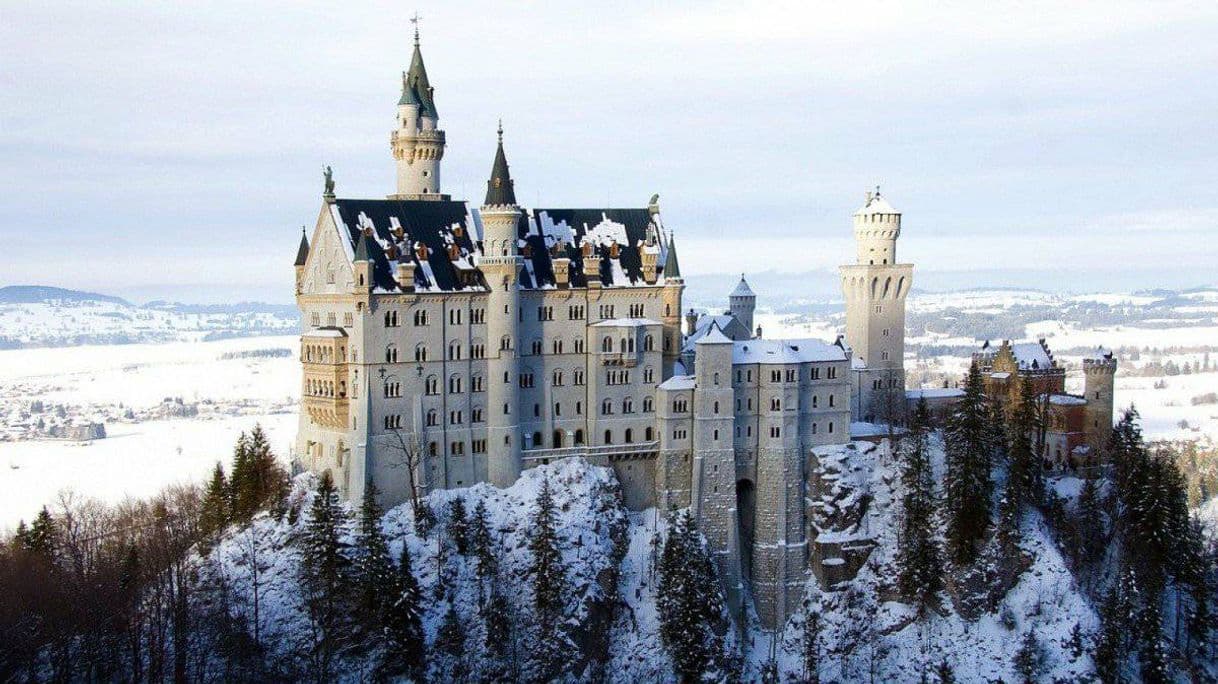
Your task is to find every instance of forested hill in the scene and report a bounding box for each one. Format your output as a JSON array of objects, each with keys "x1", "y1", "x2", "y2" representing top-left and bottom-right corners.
[{"x1": 1, "y1": 403, "x2": 1216, "y2": 681}]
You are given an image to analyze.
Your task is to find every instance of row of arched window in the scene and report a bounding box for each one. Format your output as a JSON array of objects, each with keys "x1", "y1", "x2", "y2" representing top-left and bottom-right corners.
[
  {"x1": 305, "y1": 378, "x2": 346, "y2": 398},
  {"x1": 303, "y1": 343, "x2": 345, "y2": 364}
]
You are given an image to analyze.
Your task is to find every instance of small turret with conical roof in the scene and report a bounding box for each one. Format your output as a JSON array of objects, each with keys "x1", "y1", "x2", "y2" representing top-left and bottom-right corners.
[
  {"x1": 294, "y1": 226, "x2": 310, "y2": 293},
  {"x1": 480, "y1": 121, "x2": 524, "y2": 488},
  {"x1": 729, "y1": 273, "x2": 756, "y2": 335},
  {"x1": 389, "y1": 20, "x2": 447, "y2": 200},
  {"x1": 484, "y1": 121, "x2": 517, "y2": 206}
]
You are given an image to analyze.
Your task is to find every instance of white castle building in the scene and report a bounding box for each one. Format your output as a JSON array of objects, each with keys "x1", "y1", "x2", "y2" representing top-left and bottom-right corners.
[{"x1": 289, "y1": 31, "x2": 1002, "y2": 628}]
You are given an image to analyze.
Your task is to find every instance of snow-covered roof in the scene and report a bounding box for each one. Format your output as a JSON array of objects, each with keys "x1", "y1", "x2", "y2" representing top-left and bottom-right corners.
[
  {"x1": 731, "y1": 338, "x2": 846, "y2": 365},
  {"x1": 326, "y1": 199, "x2": 671, "y2": 293},
  {"x1": 906, "y1": 388, "x2": 965, "y2": 399},
  {"x1": 854, "y1": 192, "x2": 898, "y2": 216},
  {"x1": 1049, "y1": 394, "x2": 1088, "y2": 406},
  {"x1": 658, "y1": 375, "x2": 696, "y2": 391},
  {"x1": 1010, "y1": 342, "x2": 1054, "y2": 370},
  {"x1": 683, "y1": 313, "x2": 749, "y2": 351},
  {"x1": 730, "y1": 275, "x2": 755, "y2": 297},
  {"x1": 990, "y1": 371, "x2": 1011, "y2": 379},
  {"x1": 590, "y1": 317, "x2": 661, "y2": 328},
  {"x1": 697, "y1": 324, "x2": 734, "y2": 345}
]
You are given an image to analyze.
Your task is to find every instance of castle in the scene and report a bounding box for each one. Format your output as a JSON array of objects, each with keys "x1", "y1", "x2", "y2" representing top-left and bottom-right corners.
[{"x1": 290, "y1": 32, "x2": 1115, "y2": 629}]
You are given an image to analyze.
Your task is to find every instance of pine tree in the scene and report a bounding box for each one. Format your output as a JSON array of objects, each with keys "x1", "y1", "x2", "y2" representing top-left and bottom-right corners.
[
  {"x1": 1006, "y1": 380, "x2": 1043, "y2": 507},
  {"x1": 1183, "y1": 516, "x2": 1212, "y2": 657},
  {"x1": 1012, "y1": 630, "x2": 1042, "y2": 683},
  {"x1": 1064, "y1": 621, "x2": 1085, "y2": 661},
  {"x1": 434, "y1": 603, "x2": 466, "y2": 682},
  {"x1": 353, "y1": 482, "x2": 394, "y2": 637},
  {"x1": 657, "y1": 509, "x2": 726, "y2": 681},
  {"x1": 944, "y1": 362, "x2": 994, "y2": 564},
  {"x1": 802, "y1": 605, "x2": 821, "y2": 684},
  {"x1": 470, "y1": 498, "x2": 497, "y2": 605},
  {"x1": 1137, "y1": 594, "x2": 1168, "y2": 683},
  {"x1": 298, "y1": 470, "x2": 351, "y2": 680},
  {"x1": 897, "y1": 398, "x2": 943, "y2": 612},
  {"x1": 26, "y1": 506, "x2": 55, "y2": 557},
  {"x1": 200, "y1": 462, "x2": 230, "y2": 538},
  {"x1": 246, "y1": 423, "x2": 278, "y2": 506},
  {"x1": 447, "y1": 496, "x2": 469, "y2": 555},
  {"x1": 995, "y1": 485, "x2": 1022, "y2": 566},
  {"x1": 229, "y1": 431, "x2": 257, "y2": 519},
  {"x1": 525, "y1": 476, "x2": 568, "y2": 679},
  {"x1": 483, "y1": 589, "x2": 515, "y2": 680},
  {"x1": 1075, "y1": 476, "x2": 1104, "y2": 568},
  {"x1": 381, "y1": 542, "x2": 425, "y2": 680},
  {"x1": 935, "y1": 657, "x2": 955, "y2": 684}
]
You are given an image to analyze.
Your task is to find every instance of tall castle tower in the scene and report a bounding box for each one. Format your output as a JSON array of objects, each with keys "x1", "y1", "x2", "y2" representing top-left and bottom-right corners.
[
  {"x1": 1083, "y1": 353, "x2": 1117, "y2": 456},
  {"x1": 389, "y1": 27, "x2": 447, "y2": 200},
  {"x1": 729, "y1": 275, "x2": 756, "y2": 337},
  {"x1": 481, "y1": 124, "x2": 523, "y2": 487},
  {"x1": 840, "y1": 189, "x2": 912, "y2": 423}
]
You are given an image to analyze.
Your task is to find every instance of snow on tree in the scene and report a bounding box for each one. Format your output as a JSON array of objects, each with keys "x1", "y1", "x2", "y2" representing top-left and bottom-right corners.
[
  {"x1": 897, "y1": 397, "x2": 943, "y2": 613},
  {"x1": 944, "y1": 362, "x2": 994, "y2": 564},
  {"x1": 657, "y1": 509, "x2": 727, "y2": 681}
]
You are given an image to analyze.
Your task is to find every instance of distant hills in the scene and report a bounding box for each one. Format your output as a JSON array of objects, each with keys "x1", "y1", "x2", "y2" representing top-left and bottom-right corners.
[
  {"x1": 0, "y1": 285, "x2": 295, "y2": 316},
  {"x1": 0, "y1": 285, "x2": 132, "y2": 307}
]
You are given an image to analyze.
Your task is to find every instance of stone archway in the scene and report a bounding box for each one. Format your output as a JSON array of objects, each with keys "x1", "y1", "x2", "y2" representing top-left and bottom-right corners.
[{"x1": 736, "y1": 478, "x2": 756, "y2": 582}]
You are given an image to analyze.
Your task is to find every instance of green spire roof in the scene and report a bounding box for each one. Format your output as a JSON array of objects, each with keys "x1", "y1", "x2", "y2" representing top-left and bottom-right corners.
[
  {"x1": 484, "y1": 122, "x2": 517, "y2": 206},
  {"x1": 663, "y1": 235, "x2": 682, "y2": 279},
  {"x1": 405, "y1": 41, "x2": 438, "y2": 118},
  {"x1": 294, "y1": 227, "x2": 310, "y2": 266},
  {"x1": 397, "y1": 70, "x2": 421, "y2": 107}
]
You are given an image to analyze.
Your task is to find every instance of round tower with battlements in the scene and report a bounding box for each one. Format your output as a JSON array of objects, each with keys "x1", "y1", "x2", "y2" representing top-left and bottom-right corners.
[
  {"x1": 481, "y1": 124, "x2": 523, "y2": 487},
  {"x1": 840, "y1": 188, "x2": 913, "y2": 424},
  {"x1": 1083, "y1": 352, "x2": 1117, "y2": 457}
]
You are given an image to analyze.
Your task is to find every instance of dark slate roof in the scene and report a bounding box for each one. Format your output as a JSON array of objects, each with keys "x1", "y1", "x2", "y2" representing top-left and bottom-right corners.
[
  {"x1": 328, "y1": 200, "x2": 666, "y2": 292},
  {"x1": 294, "y1": 229, "x2": 310, "y2": 266},
  {"x1": 529, "y1": 209, "x2": 659, "y2": 288},
  {"x1": 484, "y1": 137, "x2": 516, "y2": 206},
  {"x1": 663, "y1": 235, "x2": 681, "y2": 278},
  {"x1": 330, "y1": 199, "x2": 479, "y2": 292}
]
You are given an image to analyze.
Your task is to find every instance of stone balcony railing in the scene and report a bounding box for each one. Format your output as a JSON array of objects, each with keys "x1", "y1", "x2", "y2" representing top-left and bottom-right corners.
[
  {"x1": 599, "y1": 351, "x2": 638, "y2": 367},
  {"x1": 522, "y1": 440, "x2": 659, "y2": 463}
]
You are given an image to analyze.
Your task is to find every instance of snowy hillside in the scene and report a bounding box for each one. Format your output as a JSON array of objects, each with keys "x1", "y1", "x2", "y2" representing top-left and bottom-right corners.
[
  {"x1": 0, "y1": 286, "x2": 296, "y2": 348},
  {"x1": 198, "y1": 444, "x2": 1110, "y2": 682}
]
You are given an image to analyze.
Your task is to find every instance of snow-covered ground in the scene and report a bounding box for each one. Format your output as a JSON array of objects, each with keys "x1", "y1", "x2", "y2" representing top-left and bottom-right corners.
[
  {"x1": 0, "y1": 298, "x2": 295, "y2": 348},
  {"x1": 0, "y1": 335, "x2": 300, "y2": 530}
]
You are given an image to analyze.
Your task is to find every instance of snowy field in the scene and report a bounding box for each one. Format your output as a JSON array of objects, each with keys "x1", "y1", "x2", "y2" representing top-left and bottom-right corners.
[{"x1": 0, "y1": 335, "x2": 300, "y2": 530}]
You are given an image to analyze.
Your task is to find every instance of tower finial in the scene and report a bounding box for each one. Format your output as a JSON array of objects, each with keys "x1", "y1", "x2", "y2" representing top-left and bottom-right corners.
[
  {"x1": 410, "y1": 12, "x2": 421, "y2": 46},
  {"x1": 497, "y1": 118, "x2": 503, "y2": 144},
  {"x1": 875, "y1": 184, "x2": 881, "y2": 197}
]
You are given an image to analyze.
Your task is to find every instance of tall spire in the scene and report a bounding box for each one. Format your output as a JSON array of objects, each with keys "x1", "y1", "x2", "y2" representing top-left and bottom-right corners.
[
  {"x1": 484, "y1": 121, "x2": 517, "y2": 206},
  {"x1": 294, "y1": 226, "x2": 310, "y2": 266},
  {"x1": 404, "y1": 17, "x2": 437, "y2": 119},
  {"x1": 663, "y1": 235, "x2": 682, "y2": 279}
]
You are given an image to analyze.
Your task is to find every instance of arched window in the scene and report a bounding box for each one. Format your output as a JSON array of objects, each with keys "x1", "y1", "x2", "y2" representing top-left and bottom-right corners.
[
  {"x1": 713, "y1": 401, "x2": 719, "y2": 414},
  {"x1": 385, "y1": 345, "x2": 398, "y2": 363},
  {"x1": 426, "y1": 409, "x2": 438, "y2": 426},
  {"x1": 645, "y1": 426, "x2": 654, "y2": 441},
  {"x1": 532, "y1": 431, "x2": 542, "y2": 449},
  {"x1": 574, "y1": 429, "x2": 585, "y2": 445},
  {"x1": 603, "y1": 429, "x2": 613, "y2": 445},
  {"x1": 552, "y1": 430, "x2": 563, "y2": 448},
  {"x1": 644, "y1": 335, "x2": 654, "y2": 351},
  {"x1": 449, "y1": 341, "x2": 462, "y2": 360},
  {"x1": 414, "y1": 344, "x2": 427, "y2": 362},
  {"x1": 602, "y1": 399, "x2": 613, "y2": 415},
  {"x1": 500, "y1": 335, "x2": 512, "y2": 351},
  {"x1": 602, "y1": 336, "x2": 612, "y2": 352},
  {"x1": 425, "y1": 375, "x2": 438, "y2": 395},
  {"x1": 624, "y1": 428, "x2": 633, "y2": 443},
  {"x1": 553, "y1": 370, "x2": 564, "y2": 386}
]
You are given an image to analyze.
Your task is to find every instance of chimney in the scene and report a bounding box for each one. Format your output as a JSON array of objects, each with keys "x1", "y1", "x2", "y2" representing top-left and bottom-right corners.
[
  {"x1": 553, "y1": 257, "x2": 571, "y2": 289},
  {"x1": 755, "y1": 325, "x2": 762, "y2": 339},
  {"x1": 641, "y1": 248, "x2": 658, "y2": 285},
  {"x1": 685, "y1": 308, "x2": 698, "y2": 336},
  {"x1": 396, "y1": 262, "x2": 416, "y2": 292}
]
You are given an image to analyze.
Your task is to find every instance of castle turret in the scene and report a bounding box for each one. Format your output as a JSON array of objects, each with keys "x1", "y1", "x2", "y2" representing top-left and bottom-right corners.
[
  {"x1": 294, "y1": 226, "x2": 310, "y2": 294},
  {"x1": 1083, "y1": 351, "x2": 1117, "y2": 458},
  {"x1": 840, "y1": 188, "x2": 913, "y2": 423},
  {"x1": 661, "y1": 234, "x2": 685, "y2": 376},
  {"x1": 729, "y1": 274, "x2": 756, "y2": 336},
  {"x1": 480, "y1": 123, "x2": 523, "y2": 487},
  {"x1": 389, "y1": 27, "x2": 447, "y2": 200}
]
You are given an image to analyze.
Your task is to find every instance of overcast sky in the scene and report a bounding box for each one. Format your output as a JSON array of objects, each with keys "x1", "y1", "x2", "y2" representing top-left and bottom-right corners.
[{"x1": 2, "y1": 1, "x2": 1216, "y2": 303}]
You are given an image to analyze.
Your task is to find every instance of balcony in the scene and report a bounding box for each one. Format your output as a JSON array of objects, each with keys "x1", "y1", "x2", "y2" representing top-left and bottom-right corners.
[
  {"x1": 303, "y1": 395, "x2": 349, "y2": 430},
  {"x1": 522, "y1": 440, "x2": 659, "y2": 463}
]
